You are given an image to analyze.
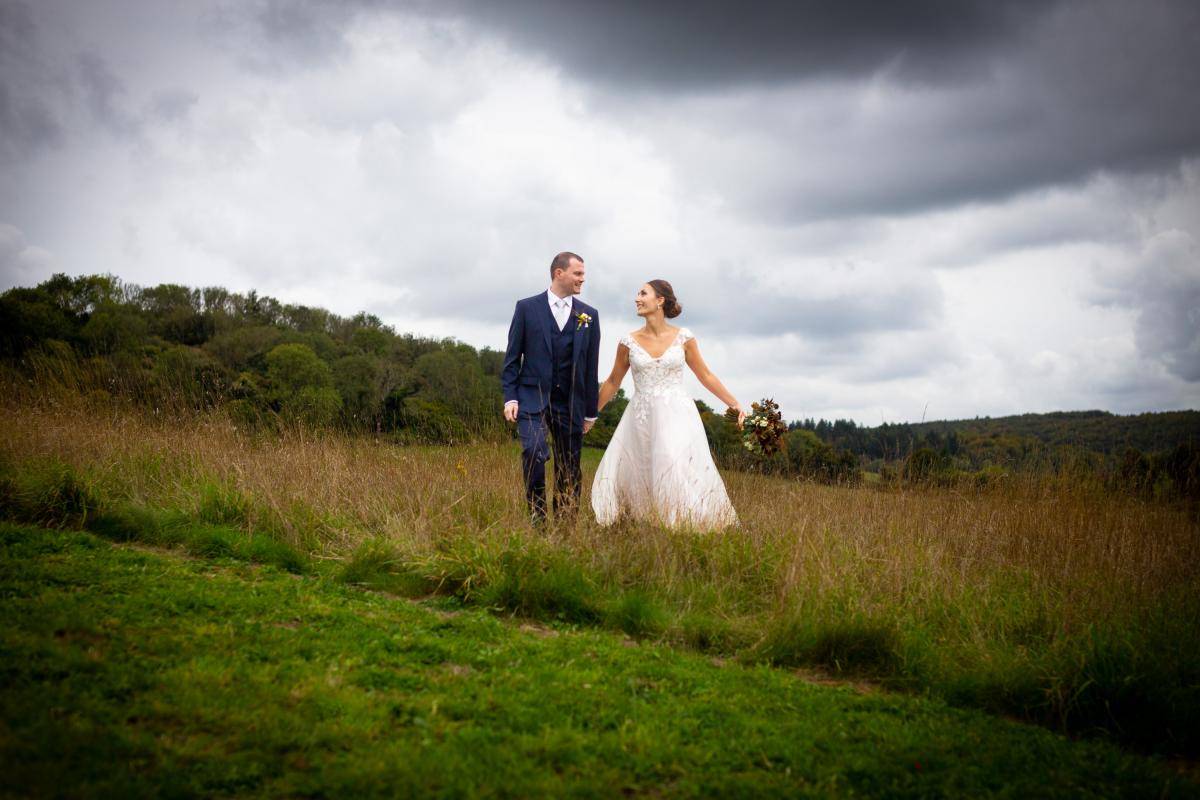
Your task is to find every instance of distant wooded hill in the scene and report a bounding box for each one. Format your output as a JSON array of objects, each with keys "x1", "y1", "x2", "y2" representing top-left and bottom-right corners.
[{"x1": 793, "y1": 410, "x2": 1200, "y2": 461}]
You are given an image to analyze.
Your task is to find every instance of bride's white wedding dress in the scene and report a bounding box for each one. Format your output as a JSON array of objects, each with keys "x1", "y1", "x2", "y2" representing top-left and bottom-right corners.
[{"x1": 591, "y1": 327, "x2": 738, "y2": 529}]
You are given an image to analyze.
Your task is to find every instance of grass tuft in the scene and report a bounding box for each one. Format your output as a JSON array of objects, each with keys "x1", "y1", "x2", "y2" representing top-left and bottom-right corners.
[
  {"x1": 86, "y1": 505, "x2": 164, "y2": 543},
  {"x1": 677, "y1": 611, "x2": 748, "y2": 653},
  {"x1": 196, "y1": 481, "x2": 250, "y2": 526},
  {"x1": 477, "y1": 542, "x2": 602, "y2": 624},
  {"x1": 0, "y1": 459, "x2": 99, "y2": 528},
  {"x1": 752, "y1": 612, "x2": 901, "y2": 675},
  {"x1": 338, "y1": 541, "x2": 427, "y2": 594},
  {"x1": 184, "y1": 525, "x2": 238, "y2": 558},
  {"x1": 237, "y1": 533, "x2": 309, "y2": 574},
  {"x1": 604, "y1": 589, "x2": 668, "y2": 638}
]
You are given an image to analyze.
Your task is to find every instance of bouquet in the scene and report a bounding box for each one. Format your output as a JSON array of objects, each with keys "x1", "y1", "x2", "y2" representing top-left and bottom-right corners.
[{"x1": 726, "y1": 398, "x2": 788, "y2": 456}]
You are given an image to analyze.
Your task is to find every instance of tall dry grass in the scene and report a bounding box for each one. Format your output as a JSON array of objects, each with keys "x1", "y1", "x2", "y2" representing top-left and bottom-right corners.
[{"x1": 3, "y1": 397, "x2": 1199, "y2": 754}]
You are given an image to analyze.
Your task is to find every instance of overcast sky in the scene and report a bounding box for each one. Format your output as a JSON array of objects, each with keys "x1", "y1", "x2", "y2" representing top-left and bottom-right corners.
[{"x1": 2, "y1": 0, "x2": 1198, "y2": 424}]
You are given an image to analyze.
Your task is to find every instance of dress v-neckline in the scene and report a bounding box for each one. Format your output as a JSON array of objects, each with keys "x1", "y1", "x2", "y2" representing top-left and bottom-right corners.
[{"x1": 629, "y1": 330, "x2": 681, "y2": 360}]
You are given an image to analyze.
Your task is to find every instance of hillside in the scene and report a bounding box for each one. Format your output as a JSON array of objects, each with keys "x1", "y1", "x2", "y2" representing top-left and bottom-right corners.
[
  {"x1": 907, "y1": 409, "x2": 1200, "y2": 454},
  {"x1": 3, "y1": 523, "x2": 1192, "y2": 798},
  {"x1": 796, "y1": 409, "x2": 1200, "y2": 463}
]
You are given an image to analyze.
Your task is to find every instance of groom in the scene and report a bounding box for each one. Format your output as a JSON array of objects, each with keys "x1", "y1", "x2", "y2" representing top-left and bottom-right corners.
[{"x1": 501, "y1": 252, "x2": 600, "y2": 523}]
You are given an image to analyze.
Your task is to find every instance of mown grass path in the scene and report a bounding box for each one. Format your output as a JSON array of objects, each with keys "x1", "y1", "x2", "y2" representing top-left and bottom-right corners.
[{"x1": 1, "y1": 523, "x2": 1194, "y2": 798}]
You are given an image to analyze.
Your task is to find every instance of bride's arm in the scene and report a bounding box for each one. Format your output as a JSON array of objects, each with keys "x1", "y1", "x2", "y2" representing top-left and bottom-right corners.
[
  {"x1": 597, "y1": 344, "x2": 631, "y2": 412},
  {"x1": 683, "y1": 339, "x2": 745, "y2": 426}
]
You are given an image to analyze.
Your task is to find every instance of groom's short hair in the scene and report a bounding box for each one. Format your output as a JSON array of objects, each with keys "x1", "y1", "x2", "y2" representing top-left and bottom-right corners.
[{"x1": 550, "y1": 251, "x2": 583, "y2": 278}]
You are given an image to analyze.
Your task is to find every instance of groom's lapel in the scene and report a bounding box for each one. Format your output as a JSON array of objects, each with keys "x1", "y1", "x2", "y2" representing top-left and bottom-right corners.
[
  {"x1": 571, "y1": 299, "x2": 585, "y2": 367},
  {"x1": 538, "y1": 292, "x2": 555, "y2": 355}
]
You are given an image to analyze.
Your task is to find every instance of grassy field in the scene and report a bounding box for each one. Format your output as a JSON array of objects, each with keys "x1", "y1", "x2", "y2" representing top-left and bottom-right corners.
[
  {"x1": 1, "y1": 400, "x2": 1198, "y2": 767},
  {"x1": 3, "y1": 522, "x2": 1196, "y2": 797}
]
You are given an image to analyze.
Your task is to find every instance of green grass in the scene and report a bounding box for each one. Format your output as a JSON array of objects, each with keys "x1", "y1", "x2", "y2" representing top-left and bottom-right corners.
[
  {"x1": 1, "y1": 523, "x2": 1195, "y2": 798},
  {"x1": 2, "y1": 450, "x2": 1200, "y2": 762}
]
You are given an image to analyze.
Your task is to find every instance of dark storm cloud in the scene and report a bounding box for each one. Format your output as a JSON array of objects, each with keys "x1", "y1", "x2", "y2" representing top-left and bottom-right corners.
[
  {"x1": 242, "y1": 0, "x2": 1200, "y2": 218},
  {"x1": 426, "y1": 0, "x2": 1198, "y2": 219},
  {"x1": 437, "y1": 0, "x2": 1050, "y2": 89},
  {"x1": 0, "y1": 1, "x2": 63, "y2": 161},
  {"x1": 196, "y1": 0, "x2": 1047, "y2": 84},
  {"x1": 638, "y1": 0, "x2": 1200, "y2": 220}
]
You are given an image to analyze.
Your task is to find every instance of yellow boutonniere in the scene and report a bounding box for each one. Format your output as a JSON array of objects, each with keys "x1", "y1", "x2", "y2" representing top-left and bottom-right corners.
[{"x1": 575, "y1": 312, "x2": 592, "y2": 330}]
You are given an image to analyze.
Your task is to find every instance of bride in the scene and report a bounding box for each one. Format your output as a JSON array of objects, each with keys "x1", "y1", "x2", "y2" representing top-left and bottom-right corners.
[{"x1": 591, "y1": 279, "x2": 744, "y2": 529}]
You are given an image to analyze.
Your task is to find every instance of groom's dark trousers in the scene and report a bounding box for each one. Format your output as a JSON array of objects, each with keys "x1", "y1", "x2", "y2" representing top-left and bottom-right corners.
[
  {"x1": 501, "y1": 292, "x2": 600, "y2": 523},
  {"x1": 518, "y1": 391, "x2": 583, "y2": 520}
]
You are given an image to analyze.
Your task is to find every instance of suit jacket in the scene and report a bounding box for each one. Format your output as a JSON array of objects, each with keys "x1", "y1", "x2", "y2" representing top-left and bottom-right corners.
[{"x1": 501, "y1": 292, "x2": 600, "y2": 423}]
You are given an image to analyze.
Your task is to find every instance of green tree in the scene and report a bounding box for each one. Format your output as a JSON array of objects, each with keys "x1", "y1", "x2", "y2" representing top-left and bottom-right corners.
[
  {"x1": 0, "y1": 288, "x2": 79, "y2": 357},
  {"x1": 153, "y1": 345, "x2": 227, "y2": 407},
  {"x1": 80, "y1": 302, "x2": 149, "y2": 355},
  {"x1": 205, "y1": 326, "x2": 284, "y2": 372},
  {"x1": 334, "y1": 353, "x2": 385, "y2": 427},
  {"x1": 405, "y1": 346, "x2": 500, "y2": 436},
  {"x1": 786, "y1": 429, "x2": 860, "y2": 484},
  {"x1": 265, "y1": 343, "x2": 341, "y2": 426},
  {"x1": 350, "y1": 327, "x2": 390, "y2": 357}
]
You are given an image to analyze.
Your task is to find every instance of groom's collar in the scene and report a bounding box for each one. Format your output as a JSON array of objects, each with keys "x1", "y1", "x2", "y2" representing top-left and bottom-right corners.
[{"x1": 546, "y1": 286, "x2": 574, "y2": 305}]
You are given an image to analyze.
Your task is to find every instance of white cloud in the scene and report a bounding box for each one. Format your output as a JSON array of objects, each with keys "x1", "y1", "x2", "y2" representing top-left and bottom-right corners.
[{"x1": 0, "y1": 223, "x2": 54, "y2": 286}]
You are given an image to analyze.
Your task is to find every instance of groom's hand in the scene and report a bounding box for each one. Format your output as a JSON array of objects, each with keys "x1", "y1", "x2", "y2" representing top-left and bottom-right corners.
[{"x1": 504, "y1": 401, "x2": 519, "y2": 423}]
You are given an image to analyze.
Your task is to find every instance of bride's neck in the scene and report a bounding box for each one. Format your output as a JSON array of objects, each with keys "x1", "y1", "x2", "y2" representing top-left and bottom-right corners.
[{"x1": 643, "y1": 315, "x2": 670, "y2": 335}]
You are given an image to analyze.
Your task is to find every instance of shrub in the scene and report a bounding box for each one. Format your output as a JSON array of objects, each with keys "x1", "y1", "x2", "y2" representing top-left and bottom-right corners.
[{"x1": 902, "y1": 448, "x2": 954, "y2": 486}]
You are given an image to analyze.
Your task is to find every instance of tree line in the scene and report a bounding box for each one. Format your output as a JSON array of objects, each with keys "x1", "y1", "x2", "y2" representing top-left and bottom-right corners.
[
  {"x1": 1, "y1": 273, "x2": 504, "y2": 442},
  {"x1": 790, "y1": 411, "x2": 1200, "y2": 500}
]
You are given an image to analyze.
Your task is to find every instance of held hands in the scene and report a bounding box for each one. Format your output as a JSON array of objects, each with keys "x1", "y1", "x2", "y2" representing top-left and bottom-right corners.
[
  {"x1": 505, "y1": 402, "x2": 595, "y2": 434},
  {"x1": 729, "y1": 405, "x2": 747, "y2": 430}
]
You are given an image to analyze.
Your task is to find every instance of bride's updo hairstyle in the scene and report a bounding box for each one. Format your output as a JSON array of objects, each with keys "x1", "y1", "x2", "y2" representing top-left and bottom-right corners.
[{"x1": 648, "y1": 279, "x2": 682, "y2": 319}]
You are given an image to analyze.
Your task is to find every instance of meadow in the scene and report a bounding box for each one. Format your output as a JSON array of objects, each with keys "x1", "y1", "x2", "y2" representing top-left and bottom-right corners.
[
  {"x1": 13, "y1": 523, "x2": 1200, "y2": 797},
  {"x1": 3, "y1": 396, "x2": 1198, "y2": 769}
]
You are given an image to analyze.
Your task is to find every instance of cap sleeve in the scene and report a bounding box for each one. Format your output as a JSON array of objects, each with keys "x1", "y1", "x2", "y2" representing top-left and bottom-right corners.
[
  {"x1": 619, "y1": 333, "x2": 636, "y2": 349},
  {"x1": 677, "y1": 327, "x2": 694, "y2": 344}
]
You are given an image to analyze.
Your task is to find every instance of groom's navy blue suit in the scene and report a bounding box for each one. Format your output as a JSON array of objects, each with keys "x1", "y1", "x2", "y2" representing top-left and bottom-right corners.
[{"x1": 501, "y1": 292, "x2": 600, "y2": 521}]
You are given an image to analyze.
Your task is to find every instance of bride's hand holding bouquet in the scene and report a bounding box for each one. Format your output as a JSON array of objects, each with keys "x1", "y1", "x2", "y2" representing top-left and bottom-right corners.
[{"x1": 726, "y1": 398, "x2": 787, "y2": 456}]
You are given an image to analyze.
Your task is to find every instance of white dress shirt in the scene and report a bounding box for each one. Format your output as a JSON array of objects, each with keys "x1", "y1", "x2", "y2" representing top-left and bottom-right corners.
[
  {"x1": 505, "y1": 287, "x2": 596, "y2": 422},
  {"x1": 548, "y1": 287, "x2": 573, "y2": 331}
]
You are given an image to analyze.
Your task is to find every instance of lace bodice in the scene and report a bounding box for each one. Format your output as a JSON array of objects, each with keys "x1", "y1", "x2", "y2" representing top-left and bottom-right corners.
[{"x1": 621, "y1": 328, "x2": 694, "y2": 419}]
